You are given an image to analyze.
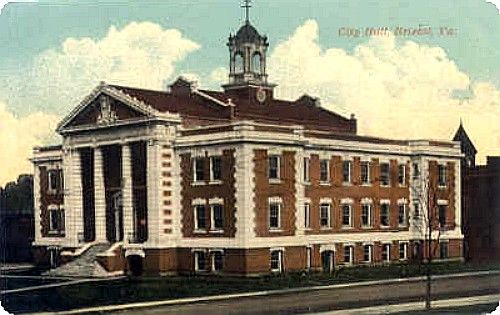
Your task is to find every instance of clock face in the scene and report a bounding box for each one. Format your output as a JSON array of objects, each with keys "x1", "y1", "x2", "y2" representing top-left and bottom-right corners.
[{"x1": 256, "y1": 88, "x2": 266, "y2": 103}]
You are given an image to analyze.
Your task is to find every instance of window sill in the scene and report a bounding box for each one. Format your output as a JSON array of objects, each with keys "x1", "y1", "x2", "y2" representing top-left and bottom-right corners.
[
  {"x1": 361, "y1": 183, "x2": 372, "y2": 187},
  {"x1": 342, "y1": 182, "x2": 352, "y2": 186},
  {"x1": 303, "y1": 227, "x2": 313, "y2": 231},
  {"x1": 341, "y1": 225, "x2": 353, "y2": 229},
  {"x1": 380, "y1": 225, "x2": 391, "y2": 229},
  {"x1": 438, "y1": 185, "x2": 447, "y2": 189},
  {"x1": 380, "y1": 184, "x2": 390, "y2": 188},
  {"x1": 268, "y1": 179, "x2": 282, "y2": 185},
  {"x1": 320, "y1": 227, "x2": 332, "y2": 231},
  {"x1": 193, "y1": 229, "x2": 208, "y2": 234},
  {"x1": 47, "y1": 230, "x2": 65, "y2": 236},
  {"x1": 209, "y1": 229, "x2": 224, "y2": 234},
  {"x1": 269, "y1": 228, "x2": 283, "y2": 233},
  {"x1": 361, "y1": 225, "x2": 373, "y2": 229},
  {"x1": 398, "y1": 184, "x2": 406, "y2": 188},
  {"x1": 319, "y1": 182, "x2": 331, "y2": 186},
  {"x1": 208, "y1": 180, "x2": 223, "y2": 185},
  {"x1": 192, "y1": 181, "x2": 206, "y2": 187},
  {"x1": 303, "y1": 181, "x2": 311, "y2": 186}
]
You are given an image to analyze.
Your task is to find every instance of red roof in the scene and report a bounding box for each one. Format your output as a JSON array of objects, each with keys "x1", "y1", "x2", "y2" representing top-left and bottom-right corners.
[{"x1": 110, "y1": 83, "x2": 356, "y2": 133}]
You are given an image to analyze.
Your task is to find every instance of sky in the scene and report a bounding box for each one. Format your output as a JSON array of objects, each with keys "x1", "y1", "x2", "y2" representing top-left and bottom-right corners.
[{"x1": 0, "y1": 0, "x2": 499, "y2": 186}]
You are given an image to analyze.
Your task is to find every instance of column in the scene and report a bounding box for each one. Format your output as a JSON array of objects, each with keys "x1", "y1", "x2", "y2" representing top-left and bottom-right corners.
[
  {"x1": 146, "y1": 139, "x2": 161, "y2": 245},
  {"x1": 68, "y1": 148, "x2": 84, "y2": 247},
  {"x1": 122, "y1": 144, "x2": 134, "y2": 243},
  {"x1": 94, "y1": 147, "x2": 107, "y2": 242}
]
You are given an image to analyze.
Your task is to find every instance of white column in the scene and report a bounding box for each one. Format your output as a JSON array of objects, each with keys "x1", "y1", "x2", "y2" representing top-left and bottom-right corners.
[
  {"x1": 146, "y1": 139, "x2": 161, "y2": 245},
  {"x1": 94, "y1": 147, "x2": 107, "y2": 242},
  {"x1": 68, "y1": 148, "x2": 84, "y2": 247},
  {"x1": 122, "y1": 143, "x2": 134, "y2": 243},
  {"x1": 33, "y1": 164, "x2": 42, "y2": 243}
]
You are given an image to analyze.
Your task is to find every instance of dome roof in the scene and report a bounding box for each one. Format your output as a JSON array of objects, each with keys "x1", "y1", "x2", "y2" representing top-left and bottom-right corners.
[{"x1": 234, "y1": 22, "x2": 264, "y2": 43}]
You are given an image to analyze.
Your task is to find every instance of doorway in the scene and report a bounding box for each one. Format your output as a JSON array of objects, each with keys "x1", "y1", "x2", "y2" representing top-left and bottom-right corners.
[{"x1": 321, "y1": 250, "x2": 335, "y2": 273}]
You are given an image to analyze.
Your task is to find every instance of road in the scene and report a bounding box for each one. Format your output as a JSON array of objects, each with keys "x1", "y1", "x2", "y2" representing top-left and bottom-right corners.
[{"x1": 110, "y1": 273, "x2": 500, "y2": 315}]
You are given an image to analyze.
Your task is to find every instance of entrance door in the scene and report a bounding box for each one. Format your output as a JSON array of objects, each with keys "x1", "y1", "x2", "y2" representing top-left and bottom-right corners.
[
  {"x1": 111, "y1": 191, "x2": 123, "y2": 242},
  {"x1": 321, "y1": 250, "x2": 334, "y2": 273}
]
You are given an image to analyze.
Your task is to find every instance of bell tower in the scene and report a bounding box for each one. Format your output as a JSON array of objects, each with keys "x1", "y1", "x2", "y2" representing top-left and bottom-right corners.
[{"x1": 223, "y1": 0, "x2": 275, "y2": 94}]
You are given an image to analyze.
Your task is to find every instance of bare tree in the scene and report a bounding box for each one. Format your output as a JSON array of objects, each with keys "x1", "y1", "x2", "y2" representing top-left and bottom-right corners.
[{"x1": 410, "y1": 165, "x2": 444, "y2": 310}]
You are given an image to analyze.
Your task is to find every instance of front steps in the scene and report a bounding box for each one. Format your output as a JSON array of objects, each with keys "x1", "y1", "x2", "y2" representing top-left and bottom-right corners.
[{"x1": 43, "y1": 243, "x2": 114, "y2": 278}]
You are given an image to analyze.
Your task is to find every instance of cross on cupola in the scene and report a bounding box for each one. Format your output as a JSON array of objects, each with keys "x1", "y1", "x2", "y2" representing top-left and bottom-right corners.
[
  {"x1": 242, "y1": 0, "x2": 252, "y2": 24},
  {"x1": 223, "y1": 0, "x2": 276, "y2": 94}
]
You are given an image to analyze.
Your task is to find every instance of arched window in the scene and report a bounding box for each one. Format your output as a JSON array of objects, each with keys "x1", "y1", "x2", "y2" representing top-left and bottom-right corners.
[
  {"x1": 234, "y1": 53, "x2": 244, "y2": 73},
  {"x1": 252, "y1": 53, "x2": 261, "y2": 74}
]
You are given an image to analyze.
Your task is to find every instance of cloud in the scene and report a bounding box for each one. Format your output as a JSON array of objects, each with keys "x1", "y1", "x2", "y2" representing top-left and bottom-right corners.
[
  {"x1": 266, "y1": 20, "x2": 500, "y2": 163},
  {"x1": 0, "y1": 101, "x2": 58, "y2": 186},
  {"x1": 4, "y1": 21, "x2": 200, "y2": 115},
  {"x1": 486, "y1": 0, "x2": 500, "y2": 13}
]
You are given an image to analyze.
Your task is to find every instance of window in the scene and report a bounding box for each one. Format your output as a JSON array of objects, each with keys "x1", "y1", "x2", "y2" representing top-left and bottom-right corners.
[
  {"x1": 268, "y1": 155, "x2": 280, "y2": 180},
  {"x1": 234, "y1": 53, "x2": 244, "y2": 73},
  {"x1": 343, "y1": 246, "x2": 353, "y2": 264},
  {"x1": 303, "y1": 157, "x2": 310, "y2": 182},
  {"x1": 361, "y1": 161, "x2": 370, "y2": 184},
  {"x1": 320, "y1": 159, "x2": 330, "y2": 182},
  {"x1": 320, "y1": 203, "x2": 331, "y2": 228},
  {"x1": 212, "y1": 251, "x2": 223, "y2": 271},
  {"x1": 380, "y1": 203, "x2": 390, "y2": 227},
  {"x1": 438, "y1": 165, "x2": 447, "y2": 187},
  {"x1": 194, "y1": 205, "x2": 206, "y2": 230},
  {"x1": 342, "y1": 204, "x2": 352, "y2": 227},
  {"x1": 193, "y1": 158, "x2": 205, "y2": 182},
  {"x1": 439, "y1": 242, "x2": 449, "y2": 259},
  {"x1": 382, "y1": 244, "x2": 391, "y2": 262},
  {"x1": 361, "y1": 203, "x2": 372, "y2": 227},
  {"x1": 399, "y1": 242, "x2": 408, "y2": 260},
  {"x1": 211, "y1": 204, "x2": 224, "y2": 230},
  {"x1": 398, "y1": 203, "x2": 407, "y2": 227},
  {"x1": 48, "y1": 206, "x2": 65, "y2": 233},
  {"x1": 363, "y1": 245, "x2": 373, "y2": 262},
  {"x1": 342, "y1": 161, "x2": 352, "y2": 183},
  {"x1": 195, "y1": 251, "x2": 206, "y2": 271},
  {"x1": 304, "y1": 203, "x2": 311, "y2": 228},
  {"x1": 210, "y1": 156, "x2": 222, "y2": 181},
  {"x1": 47, "y1": 169, "x2": 62, "y2": 193},
  {"x1": 398, "y1": 164, "x2": 406, "y2": 185},
  {"x1": 413, "y1": 163, "x2": 420, "y2": 179},
  {"x1": 380, "y1": 163, "x2": 390, "y2": 186},
  {"x1": 270, "y1": 250, "x2": 282, "y2": 272},
  {"x1": 438, "y1": 204, "x2": 446, "y2": 227},
  {"x1": 413, "y1": 203, "x2": 420, "y2": 218},
  {"x1": 269, "y1": 202, "x2": 281, "y2": 229},
  {"x1": 252, "y1": 53, "x2": 261, "y2": 73}
]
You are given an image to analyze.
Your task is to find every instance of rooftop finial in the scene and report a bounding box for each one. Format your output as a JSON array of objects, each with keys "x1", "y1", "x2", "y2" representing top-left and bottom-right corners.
[{"x1": 241, "y1": 0, "x2": 252, "y2": 24}]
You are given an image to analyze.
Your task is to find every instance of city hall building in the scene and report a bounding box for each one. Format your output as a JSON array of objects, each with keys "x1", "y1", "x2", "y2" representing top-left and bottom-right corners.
[{"x1": 31, "y1": 16, "x2": 464, "y2": 276}]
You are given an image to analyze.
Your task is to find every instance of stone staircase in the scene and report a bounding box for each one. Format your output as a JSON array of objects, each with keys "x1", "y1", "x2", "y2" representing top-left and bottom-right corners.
[{"x1": 43, "y1": 243, "x2": 112, "y2": 278}]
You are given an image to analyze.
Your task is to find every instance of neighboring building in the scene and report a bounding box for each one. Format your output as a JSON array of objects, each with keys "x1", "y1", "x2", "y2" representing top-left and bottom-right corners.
[
  {"x1": 455, "y1": 124, "x2": 500, "y2": 262},
  {"x1": 31, "y1": 15, "x2": 463, "y2": 275},
  {"x1": 0, "y1": 175, "x2": 35, "y2": 263}
]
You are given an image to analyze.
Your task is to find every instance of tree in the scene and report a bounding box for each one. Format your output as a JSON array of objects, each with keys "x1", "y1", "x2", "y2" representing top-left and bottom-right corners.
[{"x1": 410, "y1": 165, "x2": 445, "y2": 310}]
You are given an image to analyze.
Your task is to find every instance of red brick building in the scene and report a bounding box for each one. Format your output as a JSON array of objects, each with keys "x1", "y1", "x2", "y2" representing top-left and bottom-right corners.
[{"x1": 32, "y1": 18, "x2": 463, "y2": 275}]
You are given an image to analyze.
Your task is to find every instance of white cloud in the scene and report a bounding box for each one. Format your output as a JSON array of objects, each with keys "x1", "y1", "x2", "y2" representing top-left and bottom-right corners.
[
  {"x1": 266, "y1": 20, "x2": 500, "y2": 163},
  {"x1": 0, "y1": 101, "x2": 58, "y2": 186},
  {"x1": 8, "y1": 21, "x2": 200, "y2": 114},
  {"x1": 486, "y1": 0, "x2": 500, "y2": 13}
]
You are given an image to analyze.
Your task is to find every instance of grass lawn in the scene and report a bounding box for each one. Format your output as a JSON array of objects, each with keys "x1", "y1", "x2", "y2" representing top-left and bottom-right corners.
[{"x1": 1, "y1": 261, "x2": 499, "y2": 313}]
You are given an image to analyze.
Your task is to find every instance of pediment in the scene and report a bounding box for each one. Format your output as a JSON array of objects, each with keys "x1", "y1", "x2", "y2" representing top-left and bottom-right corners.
[
  {"x1": 66, "y1": 93, "x2": 145, "y2": 127},
  {"x1": 57, "y1": 83, "x2": 160, "y2": 133}
]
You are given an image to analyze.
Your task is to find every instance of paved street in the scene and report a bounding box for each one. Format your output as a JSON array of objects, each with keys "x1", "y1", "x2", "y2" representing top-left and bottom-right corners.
[{"x1": 109, "y1": 273, "x2": 499, "y2": 315}]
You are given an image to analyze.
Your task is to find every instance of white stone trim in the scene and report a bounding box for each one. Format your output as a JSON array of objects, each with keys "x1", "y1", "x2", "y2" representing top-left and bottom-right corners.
[
  {"x1": 319, "y1": 244, "x2": 336, "y2": 252},
  {"x1": 361, "y1": 198, "x2": 373, "y2": 204},
  {"x1": 270, "y1": 247, "x2": 285, "y2": 252},
  {"x1": 208, "y1": 197, "x2": 224, "y2": 205},
  {"x1": 437, "y1": 199, "x2": 449, "y2": 205},
  {"x1": 340, "y1": 198, "x2": 354, "y2": 204},
  {"x1": 380, "y1": 199, "x2": 391, "y2": 204},
  {"x1": 397, "y1": 198, "x2": 408, "y2": 204},
  {"x1": 191, "y1": 198, "x2": 206, "y2": 206},
  {"x1": 268, "y1": 196, "x2": 283, "y2": 204},
  {"x1": 320, "y1": 198, "x2": 332, "y2": 204}
]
